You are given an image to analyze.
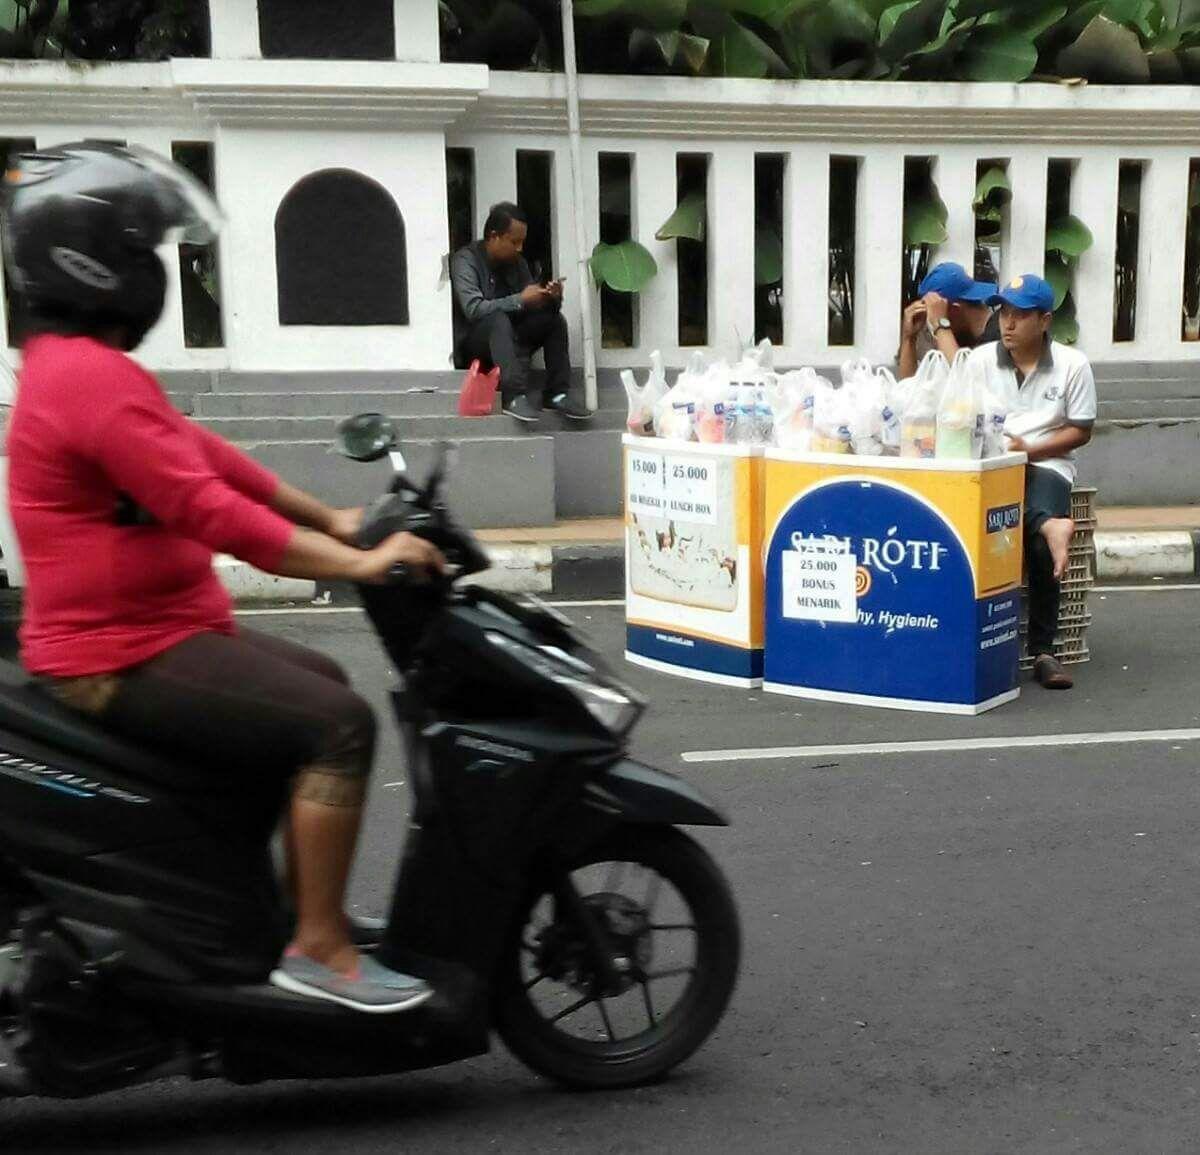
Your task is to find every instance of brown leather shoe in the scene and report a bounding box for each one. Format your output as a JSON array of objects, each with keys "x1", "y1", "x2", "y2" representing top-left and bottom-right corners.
[{"x1": 1033, "y1": 654, "x2": 1073, "y2": 690}]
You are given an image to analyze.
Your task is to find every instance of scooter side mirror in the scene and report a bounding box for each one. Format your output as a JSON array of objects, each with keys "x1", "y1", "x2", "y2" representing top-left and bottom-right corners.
[{"x1": 335, "y1": 413, "x2": 398, "y2": 463}]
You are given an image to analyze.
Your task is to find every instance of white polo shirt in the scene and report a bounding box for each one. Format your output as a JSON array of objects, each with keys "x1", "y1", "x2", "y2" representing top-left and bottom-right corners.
[{"x1": 967, "y1": 339, "x2": 1097, "y2": 484}]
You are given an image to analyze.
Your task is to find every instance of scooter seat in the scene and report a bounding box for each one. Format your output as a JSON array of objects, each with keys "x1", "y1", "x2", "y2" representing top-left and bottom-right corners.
[{"x1": 0, "y1": 658, "x2": 218, "y2": 794}]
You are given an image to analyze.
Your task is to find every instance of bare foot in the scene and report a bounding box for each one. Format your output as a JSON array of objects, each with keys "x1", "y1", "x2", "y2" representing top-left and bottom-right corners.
[{"x1": 1040, "y1": 516, "x2": 1075, "y2": 580}]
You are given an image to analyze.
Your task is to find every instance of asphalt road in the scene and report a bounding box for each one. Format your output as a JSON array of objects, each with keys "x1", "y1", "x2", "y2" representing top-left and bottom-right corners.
[{"x1": 4, "y1": 586, "x2": 1200, "y2": 1154}]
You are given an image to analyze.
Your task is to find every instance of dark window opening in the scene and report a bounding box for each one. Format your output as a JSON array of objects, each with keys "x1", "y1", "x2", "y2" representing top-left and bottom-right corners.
[
  {"x1": 754, "y1": 154, "x2": 785, "y2": 347},
  {"x1": 446, "y1": 148, "x2": 475, "y2": 255},
  {"x1": 1184, "y1": 160, "x2": 1200, "y2": 341},
  {"x1": 973, "y1": 158, "x2": 1009, "y2": 285},
  {"x1": 1046, "y1": 159, "x2": 1078, "y2": 345},
  {"x1": 676, "y1": 153, "x2": 708, "y2": 347},
  {"x1": 259, "y1": 0, "x2": 394, "y2": 60},
  {"x1": 598, "y1": 152, "x2": 634, "y2": 349},
  {"x1": 1114, "y1": 161, "x2": 1142, "y2": 342},
  {"x1": 275, "y1": 170, "x2": 409, "y2": 326},
  {"x1": 828, "y1": 157, "x2": 859, "y2": 346},
  {"x1": 172, "y1": 141, "x2": 223, "y2": 349},
  {"x1": 517, "y1": 150, "x2": 554, "y2": 282},
  {"x1": 902, "y1": 157, "x2": 940, "y2": 305}
]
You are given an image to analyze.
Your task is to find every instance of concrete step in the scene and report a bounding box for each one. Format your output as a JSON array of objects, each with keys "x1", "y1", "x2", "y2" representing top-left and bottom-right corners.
[
  {"x1": 554, "y1": 430, "x2": 622, "y2": 519},
  {"x1": 243, "y1": 436, "x2": 557, "y2": 528},
  {"x1": 194, "y1": 386, "x2": 629, "y2": 419},
  {"x1": 1098, "y1": 398, "x2": 1200, "y2": 419},
  {"x1": 197, "y1": 409, "x2": 628, "y2": 441},
  {"x1": 194, "y1": 390, "x2": 465, "y2": 418}
]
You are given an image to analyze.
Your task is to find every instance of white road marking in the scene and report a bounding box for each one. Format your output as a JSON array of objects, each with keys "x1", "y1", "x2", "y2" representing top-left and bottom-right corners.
[
  {"x1": 235, "y1": 605, "x2": 362, "y2": 616},
  {"x1": 233, "y1": 585, "x2": 1198, "y2": 619},
  {"x1": 234, "y1": 596, "x2": 627, "y2": 617},
  {"x1": 682, "y1": 729, "x2": 1200, "y2": 764},
  {"x1": 1091, "y1": 583, "x2": 1200, "y2": 592}
]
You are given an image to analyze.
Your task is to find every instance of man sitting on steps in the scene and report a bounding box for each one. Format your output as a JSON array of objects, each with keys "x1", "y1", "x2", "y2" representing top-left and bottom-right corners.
[{"x1": 451, "y1": 201, "x2": 591, "y2": 426}]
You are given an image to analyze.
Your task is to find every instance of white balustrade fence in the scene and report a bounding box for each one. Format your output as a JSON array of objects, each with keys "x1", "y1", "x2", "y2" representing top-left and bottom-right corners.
[{"x1": 2, "y1": 40, "x2": 1199, "y2": 373}]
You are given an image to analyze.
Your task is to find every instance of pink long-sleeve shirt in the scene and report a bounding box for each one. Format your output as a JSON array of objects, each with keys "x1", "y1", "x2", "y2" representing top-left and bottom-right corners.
[{"x1": 9, "y1": 334, "x2": 296, "y2": 676}]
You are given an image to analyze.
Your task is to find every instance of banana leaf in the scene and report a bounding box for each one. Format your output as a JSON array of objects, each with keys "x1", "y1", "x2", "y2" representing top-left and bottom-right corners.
[{"x1": 590, "y1": 240, "x2": 659, "y2": 292}]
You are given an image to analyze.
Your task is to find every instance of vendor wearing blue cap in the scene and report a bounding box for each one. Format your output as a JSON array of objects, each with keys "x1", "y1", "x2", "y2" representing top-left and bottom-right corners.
[
  {"x1": 968, "y1": 273, "x2": 1097, "y2": 690},
  {"x1": 898, "y1": 261, "x2": 1000, "y2": 379}
]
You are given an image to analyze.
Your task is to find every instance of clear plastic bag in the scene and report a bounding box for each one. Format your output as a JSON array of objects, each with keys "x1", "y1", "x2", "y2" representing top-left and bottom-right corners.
[
  {"x1": 652, "y1": 351, "x2": 706, "y2": 441},
  {"x1": 694, "y1": 360, "x2": 732, "y2": 444},
  {"x1": 900, "y1": 350, "x2": 948, "y2": 459},
  {"x1": 874, "y1": 366, "x2": 903, "y2": 456},
  {"x1": 842, "y1": 360, "x2": 885, "y2": 457},
  {"x1": 935, "y1": 348, "x2": 982, "y2": 460},
  {"x1": 812, "y1": 380, "x2": 853, "y2": 454},
  {"x1": 621, "y1": 350, "x2": 669, "y2": 437},
  {"x1": 771, "y1": 368, "x2": 826, "y2": 451}
]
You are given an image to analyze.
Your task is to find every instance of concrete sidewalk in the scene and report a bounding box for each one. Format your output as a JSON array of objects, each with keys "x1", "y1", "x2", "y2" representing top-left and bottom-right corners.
[{"x1": 213, "y1": 507, "x2": 1200, "y2": 604}]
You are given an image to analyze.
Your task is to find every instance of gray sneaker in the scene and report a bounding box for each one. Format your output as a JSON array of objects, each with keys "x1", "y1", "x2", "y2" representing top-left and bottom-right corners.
[
  {"x1": 547, "y1": 393, "x2": 593, "y2": 420},
  {"x1": 270, "y1": 951, "x2": 434, "y2": 1014}
]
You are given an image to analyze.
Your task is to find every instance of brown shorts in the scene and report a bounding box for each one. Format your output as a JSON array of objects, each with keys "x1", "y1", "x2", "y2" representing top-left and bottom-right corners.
[{"x1": 40, "y1": 629, "x2": 376, "y2": 785}]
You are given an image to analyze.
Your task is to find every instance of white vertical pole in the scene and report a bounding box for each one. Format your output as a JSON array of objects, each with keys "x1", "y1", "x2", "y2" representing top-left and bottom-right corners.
[{"x1": 561, "y1": 0, "x2": 598, "y2": 411}]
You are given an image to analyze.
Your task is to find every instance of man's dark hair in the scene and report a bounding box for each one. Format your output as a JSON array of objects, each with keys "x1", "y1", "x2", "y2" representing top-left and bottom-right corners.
[{"x1": 483, "y1": 201, "x2": 527, "y2": 240}]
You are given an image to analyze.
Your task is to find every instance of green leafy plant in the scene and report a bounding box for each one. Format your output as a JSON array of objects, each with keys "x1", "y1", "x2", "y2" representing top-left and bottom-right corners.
[
  {"x1": 1044, "y1": 211, "x2": 1093, "y2": 344},
  {"x1": 445, "y1": 0, "x2": 1200, "y2": 86},
  {"x1": 590, "y1": 238, "x2": 659, "y2": 291}
]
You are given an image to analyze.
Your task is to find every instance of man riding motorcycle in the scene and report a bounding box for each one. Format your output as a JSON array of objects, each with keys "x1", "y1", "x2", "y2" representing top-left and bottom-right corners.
[{"x1": 1, "y1": 141, "x2": 445, "y2": 1013}]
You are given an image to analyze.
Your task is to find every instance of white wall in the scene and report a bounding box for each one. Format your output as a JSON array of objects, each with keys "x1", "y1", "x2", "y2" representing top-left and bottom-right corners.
[{"x1": 216, "y1": 127, "x2": 454, "y2": 372}]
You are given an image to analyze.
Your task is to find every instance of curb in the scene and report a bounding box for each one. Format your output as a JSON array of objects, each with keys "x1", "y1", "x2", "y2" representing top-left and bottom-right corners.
[
  {"x1": 1093, "y1": 529, "x2": 1200, "y2": 582},
  {"x1": 3, "y1": 530, "x2": 1192, "y2": 615},
  {"x1": 215, "y1": 528, "x2": 1200, "y2": 605}
]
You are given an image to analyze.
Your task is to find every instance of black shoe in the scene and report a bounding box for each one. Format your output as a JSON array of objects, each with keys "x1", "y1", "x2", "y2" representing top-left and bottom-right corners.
[
  {"x1": 505, "y1": 396, "x2": 541, "y2": 424},
  {"x1": 546, "y1": 393, "x2": 593, "y2": 421},
  {"x1": 1033, "y1": 653, "x2": 1073, "y2": 690}
]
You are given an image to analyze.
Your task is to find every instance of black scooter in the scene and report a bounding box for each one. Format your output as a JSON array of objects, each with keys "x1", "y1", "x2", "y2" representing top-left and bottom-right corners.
[{"x1": 0, "y1": 414, "x2": 739, "y2": 1100}]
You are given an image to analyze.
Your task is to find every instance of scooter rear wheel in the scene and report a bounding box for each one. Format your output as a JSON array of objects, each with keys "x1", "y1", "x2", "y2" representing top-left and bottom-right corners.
[{"x1": 492, "y1": 826, "x2": 739, "y2": 1090}]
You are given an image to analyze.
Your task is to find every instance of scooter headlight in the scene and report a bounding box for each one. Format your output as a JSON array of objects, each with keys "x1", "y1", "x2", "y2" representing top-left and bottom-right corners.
[{"x1": 484, "y1": 632, "x2": 641, "y2": 735}]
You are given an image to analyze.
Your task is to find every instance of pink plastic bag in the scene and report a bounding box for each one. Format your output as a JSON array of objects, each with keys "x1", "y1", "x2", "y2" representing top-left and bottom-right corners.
[{"x1": 457, "y1": 360, "x2": 500, "y2": 417}]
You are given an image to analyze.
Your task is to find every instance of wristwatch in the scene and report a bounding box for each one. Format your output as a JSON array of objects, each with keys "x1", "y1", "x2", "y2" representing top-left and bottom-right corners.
[{"x1": 927, "y1": 317, "x2": 953, "y2": 339}]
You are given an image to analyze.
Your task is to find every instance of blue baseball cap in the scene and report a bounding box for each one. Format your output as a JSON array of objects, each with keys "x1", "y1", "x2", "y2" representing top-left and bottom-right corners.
[
  {"x1": 989, "y1": 274, "x2": 1055, "y2": 312},
  {"x1": 917, "y1": 262, "x2": 997, "y2": 303}
]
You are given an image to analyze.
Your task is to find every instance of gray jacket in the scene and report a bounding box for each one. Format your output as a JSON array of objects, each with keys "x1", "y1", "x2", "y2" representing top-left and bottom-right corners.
[{"x1": 451, "y1": 241, "x2": 534, "y2": 355}]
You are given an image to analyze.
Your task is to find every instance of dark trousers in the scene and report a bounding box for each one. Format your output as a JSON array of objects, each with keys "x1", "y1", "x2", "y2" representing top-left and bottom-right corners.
[
  {"x1": 1024, "y1": 466, "x2": 1073, "y2": 656},
  {"x1": 44, "y1": 630, "x2": 376, "y2": 787},
  {"x1": 458, "y1": 308, "x2": 571, "y2": 406}
]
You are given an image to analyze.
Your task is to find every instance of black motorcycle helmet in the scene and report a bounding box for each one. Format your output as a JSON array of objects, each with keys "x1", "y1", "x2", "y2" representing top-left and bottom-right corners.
[{"x1": 1, "y1": 141, "x2": 223, "y2": 350}]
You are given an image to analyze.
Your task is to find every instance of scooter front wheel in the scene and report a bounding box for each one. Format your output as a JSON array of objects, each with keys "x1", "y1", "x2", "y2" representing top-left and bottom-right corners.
[{"x1": 492, "y1": 826, "x2": 740, "y2": 1090}]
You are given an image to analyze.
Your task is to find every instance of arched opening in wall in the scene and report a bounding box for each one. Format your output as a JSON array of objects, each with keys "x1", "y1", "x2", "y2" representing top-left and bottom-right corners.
[
  {"x1": 258, "y1": 0, "x2": 393, "y2": 60},
  {"x1": 275, "y1": 170, "x2": 409, "y2": 326}
]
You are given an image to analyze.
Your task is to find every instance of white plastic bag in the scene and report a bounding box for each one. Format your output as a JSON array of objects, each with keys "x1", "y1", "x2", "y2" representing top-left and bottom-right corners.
[
  {"x1": 900, "y1": 350, "x2": 948, "y2": 459},
  {"x1": 772, "y1": 368, "x2": 826, "y2": 451},
  {"x1": 652, "y1": 351, "x2": 705, "y2": 441},
  {"x1": 693, "y1": 361, "x2": 731, "y2": 444},
  {"x1": 936, "y1": 348, "x2": 982, "y2": 460},
  {"x1": 873, "y1": 366, "x2": 902, "y2": 455},
  {"x1": 847, "y1": 368, "x2": 885, "y2": 457},
  {"x1": 812, "y1": 380, "x2": 853, "y2": 454},
  {"x1": 621, "y1": 350, "x2": 669, "y2": 437}
]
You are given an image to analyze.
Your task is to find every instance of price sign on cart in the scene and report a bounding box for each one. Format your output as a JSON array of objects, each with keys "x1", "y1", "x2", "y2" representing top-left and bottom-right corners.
[
  {"x1": 663, "y1": 457, "x2": 717, "y2": 523},
  {"x1": 627, "y1": 451, "x2": 718, "y2": 525}
]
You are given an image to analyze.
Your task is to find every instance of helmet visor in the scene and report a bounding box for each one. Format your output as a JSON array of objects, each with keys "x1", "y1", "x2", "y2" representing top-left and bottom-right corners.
[{"x1": 127, "y1": 145, "x2": 225, "y2": 246}]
